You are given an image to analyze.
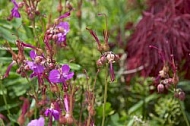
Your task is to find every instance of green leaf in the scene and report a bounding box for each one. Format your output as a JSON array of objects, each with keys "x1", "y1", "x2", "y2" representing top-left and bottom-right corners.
[
  {"x1": 128, "y1": 94, "x2": 159, "y2": 114},
  {"x1": 97, "y1": 102, "x2": 114, "y2": 117},
  {"x1": 69, "y1": 63, "x2": 81, "y2": 71}
]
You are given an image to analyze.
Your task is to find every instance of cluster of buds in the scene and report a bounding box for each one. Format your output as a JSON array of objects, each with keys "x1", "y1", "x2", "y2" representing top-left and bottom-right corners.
[
  {"x1": 87, "y1": 15, "x2": 120, "y2": 81},
  {"x1": 44, "y1": 12, "x2": 70, "y2": 50},
  {"x1": 96, "y1": 51, "x2": 119, "y2": 81},
  {"x1": 155, "y1": 60, "x2": 185, "y2": 101},
  {"x1": 8, "y1": 0, "x2": 40, "y2": 21}
]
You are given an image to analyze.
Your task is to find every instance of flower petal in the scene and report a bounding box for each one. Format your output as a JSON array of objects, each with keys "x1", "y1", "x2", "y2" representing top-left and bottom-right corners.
[
  {"x1": 44, "y1": 109, "x2": 50, "y2": 116},
  {"x1": 58, "y1": 22, "x2": 70, "y2": 33},
  {"x1": 30, "y1": 50, "x2": 36, "y2": 60},
  {"x1": 52, "y1": 110, "x2": 59, "y2": 120},
  {"x1": 27, "y1": 61, "x2": 36, "y2": 70},
  {"x1": 27, "y1": 116, "x2": 45, "y2": 126},
  {"x1": 61, "y1": 64, "x2": 70, "y2": 74},
  {"x1": 33, "y1": 64, "x2": 44, "y2": 74},
  {"x1": 65, "y1": 72, "x2": 74, "y2": 80},
  {"x1": 49, "y1": 70, "x2": 61, "y2": 83}
]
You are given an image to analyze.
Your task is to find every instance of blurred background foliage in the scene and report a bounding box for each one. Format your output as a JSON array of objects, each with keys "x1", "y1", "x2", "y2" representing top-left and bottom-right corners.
[{"x1": 0, "y1": 0, "x2": 190, "y2": 125}]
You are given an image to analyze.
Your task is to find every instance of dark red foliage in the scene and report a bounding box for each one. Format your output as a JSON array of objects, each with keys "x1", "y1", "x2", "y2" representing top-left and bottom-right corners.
[{"x1": 126, "y1": 0, "x2": 190, "y2": 80}]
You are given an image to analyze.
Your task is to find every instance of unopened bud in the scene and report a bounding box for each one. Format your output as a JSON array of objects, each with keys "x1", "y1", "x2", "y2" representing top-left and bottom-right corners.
[
  {"x1": 34, "y1": 56, "x2": 43, "y2": 64},
  {"x1": 52, "y1": 34, "x2": 58, "y2": 41},
  {"x1": 24, "y1": 65, "x2": 30, "y2": 70},
  {"x1": 57, "y1": 4, "x2": 63, "y2": 12},
  {"x1": 28, "y1": 13, "x2": 35, "y2": 20},
  {"x1": 36, "y1": 48, "x2": 43, "y2": 56},
  {"x1": 114, "y1": 54, "x2": 120, "y2": 61},
  {"x1": 16, "y1": 68, "x2": 22, "y2": 74},
  {"x1": 59, "y1": 115, "x2": 67, "y2": 124},
  {"x1": 96, "y1": 59, "x2": 103, "y2": 67},
  {"x1": 157, "y1": 83, "x2": 164, "y2": 93},
  {"x1": 100, "y1": 56, "x2": 107, "y2": 64},
  {"x1": 178, "y1": 91, "x2": 185, "y2": 101},
  {"x1": 66, "y1": 116, "x2": 74, "y2": 125},
  {"x1": 35, "y1": 10, "x2": 40, "y2": 16},
  {"x1": 50, "y1": 84, "x2": 59, "y2": 92},
  {"x1": 18, "y1": 115, "x2": 25, "y2": 126},
  {"x1": 18, "y1": 2, "x2": 24, "y2": 8}
]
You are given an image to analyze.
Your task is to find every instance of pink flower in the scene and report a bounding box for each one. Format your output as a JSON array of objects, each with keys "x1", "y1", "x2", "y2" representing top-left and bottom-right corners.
[{"x1": 27, "y1": 116, "x2": 45, "y2": 126}]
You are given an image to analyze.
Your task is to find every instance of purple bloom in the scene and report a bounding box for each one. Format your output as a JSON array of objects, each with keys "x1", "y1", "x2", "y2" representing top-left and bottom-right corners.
[
  {"x1": 11, "y1": 0, "x2": 21, "y2": 18},
  {"x1": 44, "y1": 104, "x2": 60, "y2": 120},
  {"x1": 56, "y1": 22, "x2": 70, "y2": 44},
  {"x1": 27, "y1": 116, "x2": 45, "y2": 126},
  {"x1": 49, "y1": 64, "x2": 74, "y2": 83},
  {"x1": 26, "y1": 50, "x2": 44, "y2": 78}
]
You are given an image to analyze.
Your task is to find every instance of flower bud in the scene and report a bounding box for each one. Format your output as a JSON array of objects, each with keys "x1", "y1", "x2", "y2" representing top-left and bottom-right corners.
[
  {"x1": 157, "y1": 83, "x2": 164, "y2": 93},
  {"x1": 16, "y1": 68, "x2": 22, "y2": 74},
  {"x1": 50, "y1": 84, "x2": 59, "y2": 92},
  {"x1": 35, "y1": 10, "x2": 40, "y2": 16},
  {"x1": 178, "y1": 91, "x2": 185, "y2": 101},
  {"x1": 59, "y1": 115, "x2": 67, "y2": 124},
  {"x1": 100, "y1": 56, "x2": 107, "y2": 64},
  {"x1": 114, "y1": 54, "x2": 120, "y2": 61},
  {"x1": 65, "y1": 113, "x2": 74, "y2": 125},
  {"x1": 168, "y1": 78, "x2": 173, "y2": 84},
  {"x1": 24, "y1": 65, "x2": 30, "y2": 70},
  {"x1": 18, "y1": 115, "x2": 25, "y2": 126},
  {"x1": 18, "y1": 2, "x2": 24, "y2": 8},
  {"x1": 52, "y1": 34, "x2": 58, "y2": 41},
  {"x1": 96, "y1": 59, "x2": 103, "y2": 67},
  {"x1": 57, "y1": 4, "x2": 63, "y2": 13},
  {"x1": 34, "y1": 56, "x2": 43, "y2": 64}
]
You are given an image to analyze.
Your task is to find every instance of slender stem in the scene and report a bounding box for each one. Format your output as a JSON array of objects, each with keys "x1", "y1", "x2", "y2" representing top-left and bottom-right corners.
[
  {"x1": 179, "y1": 101, "x2": 190, "y2": 126},
  {"x1": 101, "y1": 64, "x2": 109, "y2": 126},
  {"x1": 0, "y1": 80, "x2": 15, "y2": 126}
]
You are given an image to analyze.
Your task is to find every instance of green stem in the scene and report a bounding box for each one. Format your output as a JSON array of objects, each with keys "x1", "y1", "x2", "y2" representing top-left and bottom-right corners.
[
  {"x1": 0, "y1": 81, "x2": 10, "y2": 115},
  {"x1": 180, "y1": 101, "x2": 190, "y2": 126},
  {"x1": 101, "y1": 64, "x2": 109, "y2": 126},
  {"x1": 0, "y1": 80, "x2": 14, "y2": 126}
]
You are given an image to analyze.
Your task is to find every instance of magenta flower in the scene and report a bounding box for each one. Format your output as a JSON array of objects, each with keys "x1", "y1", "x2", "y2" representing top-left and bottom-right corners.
[
  {"x1": 49, "y1": 64, "x2": 74, "y2": 83},
  {"x1": 44, "y1": 104, "x2": 60, "y2": 120},
  {"x1": 26, "y1": 50, "x2": 44, "y2": 78},
  {"x1": 27, "y1": 116, "x2": 45, "y2": 126},
  {"x1": 11, "y1": 0, "x2": 21, "y2": 18},
  {"x1": 56, "y1": 22, "x2": 70, "y2": 44}
]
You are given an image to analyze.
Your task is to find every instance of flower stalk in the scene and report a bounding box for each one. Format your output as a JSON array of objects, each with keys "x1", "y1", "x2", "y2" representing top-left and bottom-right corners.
[{"x1": 102, "y1": 64, "x2": 109, "y2": 126}]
